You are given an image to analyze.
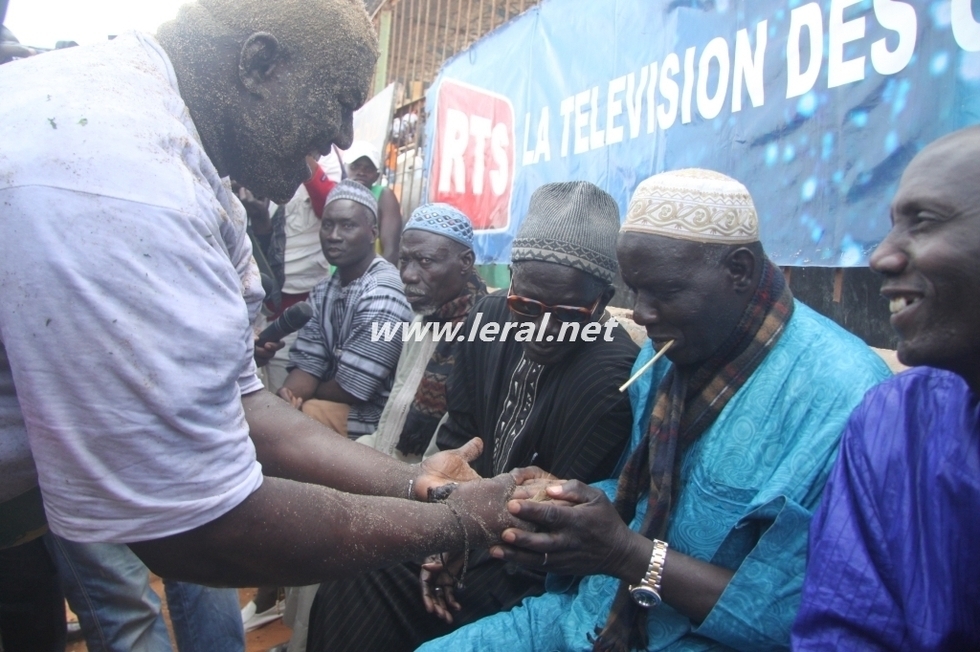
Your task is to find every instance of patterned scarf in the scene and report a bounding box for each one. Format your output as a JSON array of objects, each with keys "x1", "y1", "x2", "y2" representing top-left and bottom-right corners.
[
  {"x1": 396, "y1": 272, "x2": 487, "y2": 456},
  {"x1": 591, "y1": 261, "x2": 794, "y2": 652}
]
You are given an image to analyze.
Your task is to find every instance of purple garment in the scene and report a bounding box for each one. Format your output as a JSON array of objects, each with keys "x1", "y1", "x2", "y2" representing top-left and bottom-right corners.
[{"x1": 792, "y1": 367, "x2": 980, "y2": 651}]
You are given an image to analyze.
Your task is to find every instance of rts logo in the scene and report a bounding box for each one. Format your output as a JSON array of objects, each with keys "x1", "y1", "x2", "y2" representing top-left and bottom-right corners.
[{"x1": 430, "y1": 79, "x2": 514, "y2": 231}]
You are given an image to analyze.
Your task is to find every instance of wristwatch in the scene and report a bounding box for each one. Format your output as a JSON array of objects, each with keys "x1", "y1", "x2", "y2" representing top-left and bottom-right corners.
[{"x1": 629, "y1": 539, "x2": 668, "y2": 608}]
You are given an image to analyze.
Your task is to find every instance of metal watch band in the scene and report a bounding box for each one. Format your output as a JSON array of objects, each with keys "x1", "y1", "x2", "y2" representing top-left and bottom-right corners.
[{"x1": 629, "y1": 538, "x2": 668, "y2": 604}]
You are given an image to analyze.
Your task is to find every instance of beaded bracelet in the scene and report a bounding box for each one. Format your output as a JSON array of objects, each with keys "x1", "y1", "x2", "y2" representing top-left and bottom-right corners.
[{"x1": 440, "y1": 500, "x2": 469, "y2": 590}]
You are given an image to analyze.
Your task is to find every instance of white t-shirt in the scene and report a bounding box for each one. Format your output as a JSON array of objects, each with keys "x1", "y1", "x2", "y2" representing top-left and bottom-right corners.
[
  {"x1": 271, "y1": 150, "x2": 343, "y2": 296},
  {"x1": 0, "y1": 32, "x2": 265, "y2": 543},
  {"x1": 272, "y1": 183, "x2": 331, "y2": 295}
]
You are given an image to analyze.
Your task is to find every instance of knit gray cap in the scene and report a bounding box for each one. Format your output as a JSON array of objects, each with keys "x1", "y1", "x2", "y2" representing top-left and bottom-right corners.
[{"x1": 510, "y1": 181, "x2": 620, "y2": 283}]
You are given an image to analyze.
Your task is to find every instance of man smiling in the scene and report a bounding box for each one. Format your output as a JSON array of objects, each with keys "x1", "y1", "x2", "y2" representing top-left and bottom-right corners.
[
  {"x1": 279, "y1": 180, "x2": 412, "y2": 438},
  {"x1": 793, "y1": 126, "x2": 980, "y2": 650}
]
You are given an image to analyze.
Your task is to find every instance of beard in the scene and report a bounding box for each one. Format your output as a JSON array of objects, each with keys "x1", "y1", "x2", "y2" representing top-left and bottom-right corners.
[
  {"x1": 405, "y1": 284, "x2": 439, "y2": 316},
  {"x1": 232, "y1": 149, "x2": 311, "y2": 204}
]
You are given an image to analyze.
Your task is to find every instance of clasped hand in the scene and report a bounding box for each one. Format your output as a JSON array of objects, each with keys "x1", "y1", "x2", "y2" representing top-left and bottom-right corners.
[
  {"x1": 488, "y1": 471, "x2": 639, "y2": 581},
  {"x1": 416, "y1": 466, "x2": 562, "y2": 622}
]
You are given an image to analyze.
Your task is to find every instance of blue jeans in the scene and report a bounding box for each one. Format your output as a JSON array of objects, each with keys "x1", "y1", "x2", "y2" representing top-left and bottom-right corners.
[{"x1": 44, "y1": 534, "x2": 244, "y2": 652}]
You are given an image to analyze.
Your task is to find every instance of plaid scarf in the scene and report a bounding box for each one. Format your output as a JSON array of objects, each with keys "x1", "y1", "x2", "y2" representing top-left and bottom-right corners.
[
  {"x1": 396, "y1": 272, "x2": 487, "y2": 456},
  {"x1": 591, "y1": 261, "x2": 793, "y2": 652}
]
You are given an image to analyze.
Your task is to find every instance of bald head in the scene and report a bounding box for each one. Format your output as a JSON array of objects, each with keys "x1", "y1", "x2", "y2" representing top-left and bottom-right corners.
[
  {"x1": 157, "y1": 0, "x2": 378, "y2": 203},
  {"x1": 198, "y1": 0, "x2": 377, "y2": 71},
  {"x1": 897, "y1": 125, "x2": 980, "y2": 207},
  {"x1": 871, "y1": 126, "x2": 980, "y2": 385}
]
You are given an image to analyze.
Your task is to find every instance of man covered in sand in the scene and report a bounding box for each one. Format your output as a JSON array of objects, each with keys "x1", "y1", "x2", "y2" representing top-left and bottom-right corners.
[{"x1": 0, "y1": 0, "x2": 519, "y2": 589}]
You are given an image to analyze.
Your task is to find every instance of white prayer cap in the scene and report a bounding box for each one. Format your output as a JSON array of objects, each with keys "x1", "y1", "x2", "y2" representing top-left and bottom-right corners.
[{"x1": 622, "y1": 169, "x2": 759, "y2": 244}]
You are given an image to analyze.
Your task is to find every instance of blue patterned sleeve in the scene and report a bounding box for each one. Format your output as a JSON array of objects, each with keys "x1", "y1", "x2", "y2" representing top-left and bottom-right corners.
[{"x1": 693, "y1": 495, "x2": 811, "y2": 651}]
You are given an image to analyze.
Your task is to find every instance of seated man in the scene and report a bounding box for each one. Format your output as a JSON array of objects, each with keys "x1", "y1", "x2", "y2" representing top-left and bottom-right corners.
[
  {"x1": 278, "y1": 179, "x2": 412, "y2": 438},
  {"x1": 307, "y1": 181, "x2": 641, "y2": 652},
  {"x1": 792, "y1": 127, "x2": 980, "y2": 649},
  {"x1": 359, "y1": 203, "x2": 488, "y2": 463},
  {"x1": 421, "y1": 169, "x2": 892, "y2": 652},
  {"x1": 279, "y1": 203, "x2": 488, "y2": 650},
  {"x1": 252, "y1": 154, "x2": 337, "y2": 393}
]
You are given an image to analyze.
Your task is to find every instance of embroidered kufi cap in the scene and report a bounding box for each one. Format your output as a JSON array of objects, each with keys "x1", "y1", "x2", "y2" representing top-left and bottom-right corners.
[
  {"x1": 325, "y1": 178, "x2": 378, "y2": 222},
  {"x1": 511, "y1": 181, "x2": 620, "y2": 284},
  {"x1": 404, "y1": 203, "x2": 474, "y2": 248},
  {"x1": 623, "y1": 169, "x2": 759, "y2": 244}
]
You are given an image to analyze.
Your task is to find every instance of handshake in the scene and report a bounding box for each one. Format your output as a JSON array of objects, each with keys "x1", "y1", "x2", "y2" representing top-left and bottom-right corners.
[{"x1": 416, "y1": 453, "x2": 636, "y2": 625}]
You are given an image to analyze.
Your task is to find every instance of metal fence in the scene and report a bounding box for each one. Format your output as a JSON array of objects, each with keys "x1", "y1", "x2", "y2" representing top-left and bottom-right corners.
[{"x1": 369, "y1": 0, "x2": 540, "y2": 217}]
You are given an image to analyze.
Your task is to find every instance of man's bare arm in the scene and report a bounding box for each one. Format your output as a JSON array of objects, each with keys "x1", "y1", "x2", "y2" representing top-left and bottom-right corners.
[
  {"x1": 130, "y1": 473, "x2": 516, "y2": 587},
  {"x1": 278, "y1": 369, "x2": 319, "y2": 403},
  {"x1": 313, "y1": 378, "x2": 359, "y2": 404},
  {"x1": 244, "y1": 389, "x2": 480, "y2": 498},
  {"x1": 378, "y1": 187, "x2": 402, "y2": 265}
]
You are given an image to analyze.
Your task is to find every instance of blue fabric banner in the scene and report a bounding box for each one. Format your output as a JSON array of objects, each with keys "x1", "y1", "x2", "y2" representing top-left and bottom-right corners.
[{"x1": 423, "y1": 0, "x2": 980, "y2": 266}]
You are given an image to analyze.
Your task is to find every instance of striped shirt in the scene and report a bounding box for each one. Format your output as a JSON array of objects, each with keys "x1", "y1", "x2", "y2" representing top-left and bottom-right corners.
[{"x1": 290, "y1": 257, "x2": 412, "y2": 436}]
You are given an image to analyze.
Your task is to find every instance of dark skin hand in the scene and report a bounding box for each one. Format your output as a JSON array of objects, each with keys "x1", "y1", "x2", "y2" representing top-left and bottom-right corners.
[
  {"x1": 313, "y1": 378, "x2": 359, "y2": 404},
  {"x1": 419, "y1": 467, "x2": 566, "y2": 623},
  {"x1": 129, "y1": 390, "x2": 504, "y2": 586},
  {"x1": 253, "y1": 339, "x2": 284, "y2": 367},
  {"x1": 277, "y1": 369, "x2": 359, "y2": 407},
  {"x1": 236, "y1": 186, "x2": 272, "y2": 235},
  {"x1": 489, "y1": 479, "x2": 734, "y2": 625}
]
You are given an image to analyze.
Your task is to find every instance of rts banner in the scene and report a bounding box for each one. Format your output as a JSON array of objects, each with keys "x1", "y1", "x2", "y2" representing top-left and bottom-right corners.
[{"x1": 423, "y1": 0, "x2": 980, "y2": 266}]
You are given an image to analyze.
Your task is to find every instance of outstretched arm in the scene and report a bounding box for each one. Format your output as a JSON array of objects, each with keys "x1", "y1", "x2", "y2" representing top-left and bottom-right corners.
[
  {"x1": 245, "y1": 389, "x2": 480, "y2": 497},
  {"x1": 130, "y1": 470, "x2": 518, "y2": 587},
  {"x1": 128, "y1": 390, "x2": 501, "y2": 586}
]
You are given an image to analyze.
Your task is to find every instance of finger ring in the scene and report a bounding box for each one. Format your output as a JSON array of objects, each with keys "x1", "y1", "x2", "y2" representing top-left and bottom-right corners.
[
  {"x1": 542, "y1": 553, "x2": 548, "y2": 567},
  {"x1": 434, "y1": 587, "x2": 443, "y2": 593}
]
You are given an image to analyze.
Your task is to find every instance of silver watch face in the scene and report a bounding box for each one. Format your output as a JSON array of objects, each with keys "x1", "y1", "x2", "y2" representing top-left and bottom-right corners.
[{"x1": 629, "y1": 585, "x2": 662, "y2": 608}]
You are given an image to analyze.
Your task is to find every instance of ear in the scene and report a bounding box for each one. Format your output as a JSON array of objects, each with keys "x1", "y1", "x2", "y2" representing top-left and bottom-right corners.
[
  {"x1": 726, "y1": 247, "x2": 756, "y2": 293},
  {"x1": 458, "y1": 248, "x2": 475, "y2": 274},
  {"x1": 239, "y1": 32, "x2": 283, "y2": 98}
]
